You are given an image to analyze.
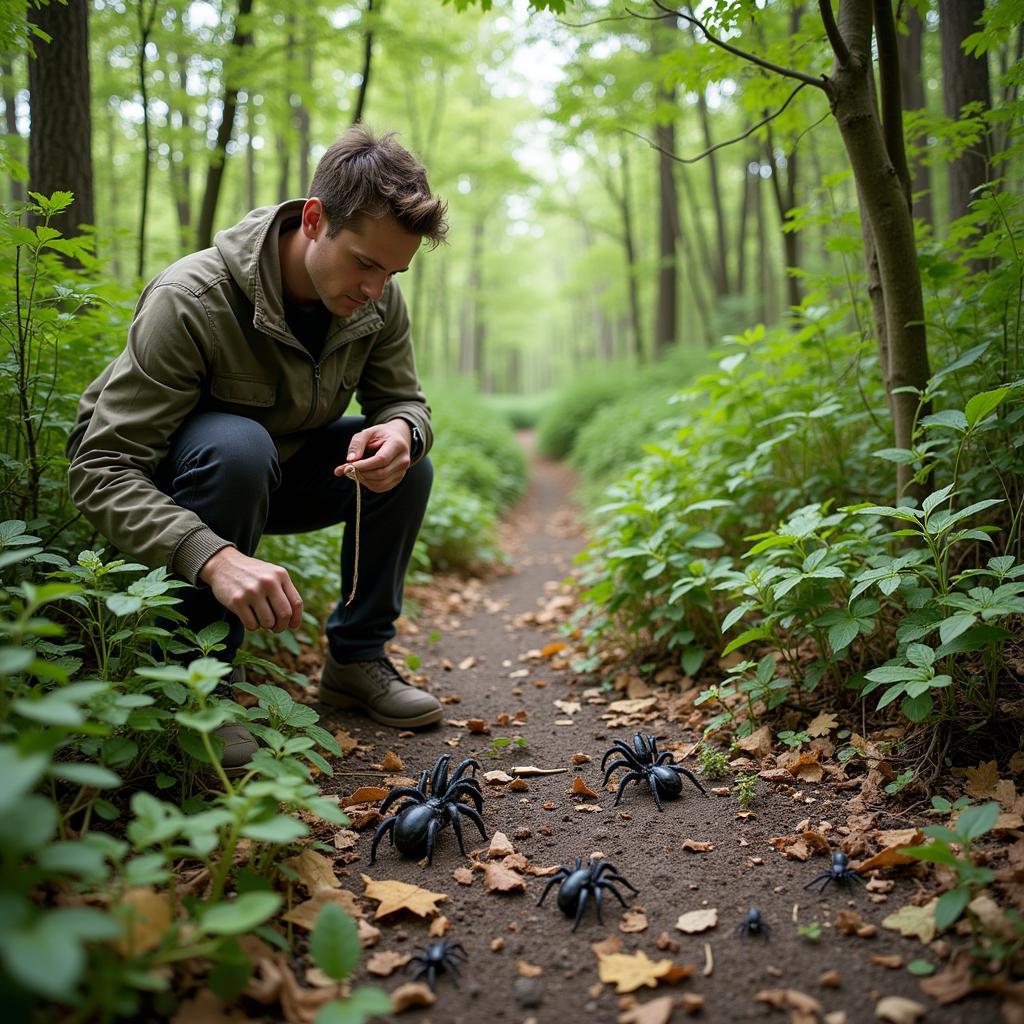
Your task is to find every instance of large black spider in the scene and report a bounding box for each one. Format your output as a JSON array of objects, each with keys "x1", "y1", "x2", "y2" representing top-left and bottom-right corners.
[
  {"x1": 370, "y1": 754, "x2": 486, "y2": 865},
  {"x1": 803, "y1": 850, "x2": 862, "y2": 893},
  {"x1": 406, "y1": 939, "x2": 468, "y2": 991},
  {"x1": 600, "y1": 733, "x2": 707, "y2": 811},
  {"x1": 537, "y1": 857, "x2": 639, "y2": 932}
]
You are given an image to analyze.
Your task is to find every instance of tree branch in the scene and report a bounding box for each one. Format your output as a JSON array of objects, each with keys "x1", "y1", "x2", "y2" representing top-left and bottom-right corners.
[
  {"x1": 818, "y1": 0, "x2": 850, "y2": 66},
  {"x1": 639, "y1": 0, "x2": 828, "y2": 90},
  {"x1": 872, "y1": 0, "x2": 912, "y2": 206},
  {"x1": 622, "y1": 81, "x2": 813, "y2": 164},
  {"x1": 556, "y1": 13, "x2": 631, "y2": 28}
]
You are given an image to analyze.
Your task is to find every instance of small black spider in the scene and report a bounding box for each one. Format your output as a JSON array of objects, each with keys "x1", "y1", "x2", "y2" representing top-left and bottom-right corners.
[
  {"x1": 537, "y1": 857, "x2": 639, "y2": 932},
  {"x1": 370, "y1": 754, "x2": 486, "y2": 865},
  {"x1": 736, "y1": 906, "x2": 770, "y2": 939},
  {"x1": 406, "y1": 938, "x2": 468, "y2": 991},
  {"x1": 803, "y1": 850, "x2": 862, "y2": 893},
  {"x1": 600, "y1": 733, "x2": 707, "y2": 811}
]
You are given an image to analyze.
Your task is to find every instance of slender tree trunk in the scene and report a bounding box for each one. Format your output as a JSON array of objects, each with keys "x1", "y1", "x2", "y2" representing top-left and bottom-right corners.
[
  {"x1": 168, "y1": 32, "x2": 194, "y2": 249},
  {"x1": 296, "y1": 43, "x2": 313, "y2": 192},
  {"x1": 735, "y1": 155, "x2": 753, "y2": 298},
  {"x1": 673, "y1": 172, "x2": 714, "y2": 347},
  {"x1": 939, "y1": 0, "x2": 991, "y2": 223},
  {"x1": 826, "y1": 0, "x2": 931, "y2": 500},
  {"x1": 136, "y1": 0, "x2": 158, "y2": 278},
  {"x1": 898, "y1": 2, "x2": 934, "y2": 227},
  {"x1": 618, "y1": 142, "x2": 644, "y2": 362},
  {"x1": 653, "y1": 17, "x2": 680, "y2": 355},
  {"x1": 246, "y1": 100, "x2": 257, "y2": 210},
  {"x1": 764, "y1": 129, "x2": 803, "y2": 311},
  {"x1": 695, "y1": 87, "x2": 731, "y2": 296},
  {"x1": 2, "y1": 59, "x2": 24, "y2": 204},
  {"x1": 352, "y1": 0, "x2": 379, "y2": 124},
  {"x1": 27, "y1": 0, "x2": 94, "y2": 228},
  {"x1": 755, "y1": 164, "x2": 768, "y2": 324},
  {"x1": 196, "y1": 0, "x2": 255, "y2": 249}
]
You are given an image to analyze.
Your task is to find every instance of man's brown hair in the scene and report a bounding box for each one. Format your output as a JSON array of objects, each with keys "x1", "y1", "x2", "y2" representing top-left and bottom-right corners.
[{"x1": 309, "y1": 125, "x2": 448, "y2": 247}]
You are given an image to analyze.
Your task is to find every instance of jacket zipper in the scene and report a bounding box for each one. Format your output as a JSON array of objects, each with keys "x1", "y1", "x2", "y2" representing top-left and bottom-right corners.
[{"x1": 310, "y1": 360, "x2": 321, "y2": 422}]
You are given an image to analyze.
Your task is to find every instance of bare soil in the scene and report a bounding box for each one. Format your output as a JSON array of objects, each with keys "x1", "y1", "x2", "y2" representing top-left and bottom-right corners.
[{"x1": 315, "y1": 438, "x2": 1003, "y2": 1024}]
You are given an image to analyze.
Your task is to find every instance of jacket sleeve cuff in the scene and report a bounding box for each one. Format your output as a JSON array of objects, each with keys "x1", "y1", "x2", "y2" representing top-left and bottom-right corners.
[
  {"x1": 172, "y1": 527, "x2": 234, "y2": 585},
  {"x1": 375, "y1": 403, "x2": 433, "y2": 464}
]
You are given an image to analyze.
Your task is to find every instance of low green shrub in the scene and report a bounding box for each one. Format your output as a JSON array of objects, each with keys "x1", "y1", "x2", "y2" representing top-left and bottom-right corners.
[{"x1": 481, "y1": 391, "x2": 553, "y2": 429}]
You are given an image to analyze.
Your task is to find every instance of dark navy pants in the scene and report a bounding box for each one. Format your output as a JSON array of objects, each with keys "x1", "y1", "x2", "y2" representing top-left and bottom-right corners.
[{"x1": 155, "y1": 413, "x2": 432, "y2": 664}]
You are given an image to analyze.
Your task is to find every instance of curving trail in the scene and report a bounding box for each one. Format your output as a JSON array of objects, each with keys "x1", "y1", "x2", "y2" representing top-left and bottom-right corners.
[{"x1": 318, "y1": 434, "x2": 996, "y2": 1024}]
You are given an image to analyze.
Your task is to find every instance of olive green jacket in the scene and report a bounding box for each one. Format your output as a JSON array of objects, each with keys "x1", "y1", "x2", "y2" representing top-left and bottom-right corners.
[{"x1": 67, "y1": 200, "x2": 432, "y2": 584}]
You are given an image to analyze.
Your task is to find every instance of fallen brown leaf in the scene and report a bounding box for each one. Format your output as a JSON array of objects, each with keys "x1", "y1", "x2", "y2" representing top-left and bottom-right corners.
[
  {"x1": 875, "y1": 995, "x2": 926, "y2": 1023},
  {"x1": 619, "y1": 908, "x2": 649, "y2": 933},
  {"x1": 282, "y1": 849, "x2": 340, "y2": 895},
  {"x1": 882, "y1": 899, "x2": 938, "y2": 944},
  {"x1": 365, "y1": 950, "x2": 411, "y2": 977},
  {"x1": 487, "y1": 832, "x2": 515, "y2": 858},
  {"x1": 572, "y1": 752, "x2": 592, "y2": 765},
  {"x1": 332, "y1": 829, "x2": 359, "y2": 852},
  {"x1": 483, "y1": 861, "x2": 526, "y2": 893},
  {"x1": 116, "y1": 888, "x2": 173, "y2": 956},
  {"x1": 675, "y1": 908, "x2": 718, "y2": 934},
  {"x1": 870, "y1": 954, "x2": 903, "y2": 969},
  {"x1": 680, "y1": 993, "x2": 705, "y2": 1016},
  {"x1": 169, "y1": 989, "x2": 253, "y2": 1024},
  {"x1": 965, "y1": 760, "x2": 1000, "y2": 800},
  {"x1": 244, "y1": 948, "x2": 335, "y2": 1024},
  {"x1": 282, "y1": 887, "x2": 363, "y2": 930},
  {"x1": 572, "y1": 777, "x2": 600, "y2": 799},
  {"x1": 617, "y1": 994, "x2": 674, "y2": 1024},
  {"x1": 390, "y1": 981, "x2": 437, "y2": 1012},
  {"x1": 453, "y1": 867, "x2": 474, "y2": 886},
  {"x1": 379, "y1": 751, "x2": 404, "y2": 772},
  {"x1": 592, "y1": 934, "x2": 624, "y2": 959},
  {"x1": 429, "y1": 915, "x2": 451, "y2": 937},
  {"x1": 807, "y1": 711, "x2": 839, "y2": 737},
  {"x1": 517, "y1": 960, "x2": 543, "y2": 977},
  {"x1": 334, "y1": 729, "x2": 360, "y2": 754},
  {"x1": 679, "y1": 839, "x2": 713, "y2": 853},
  {"x1": 918, "y1": 950, "x2": 974, "y2": 1005},
  {"x1": 360, "y1": 876, "x2": 447, "y2": 919},
  {"x1": 754, "y1": 989, "x2": 822, "y2": 1016},
  {"x1": 736, "y1": 724, "x2": 773, "y2": 760},
  {"x1": 598, "y1": 951, "x2": 676, "y2": 993},
  {"x1": 466, "y1": 718, "x2": 490, "y2": 734},
  {"x1": 458, "y1": 656, "x2": 476, "y2": 671},
  {"x1": 342, "y1": 786, "x2": 389, "y2": 807}
]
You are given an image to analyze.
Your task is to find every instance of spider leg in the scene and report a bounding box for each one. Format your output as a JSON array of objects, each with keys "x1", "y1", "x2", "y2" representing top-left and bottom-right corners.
[
  {"x1": 449, "y1": 942, "x2": 469, "y2": 959},
  {"x1": 602, "y1": 758, "x2": 632, "y2": 787},
  {"x1": 537, "y1": 870, "x2": 568, "y2": 906},
  {"x1": 427, "y1": 963, "x2": 437, "y2": 992},
  {"x1": 647, "y1": 771, "x2": 665, "y2": 812},
  {"x1": 369, "y1": 816, "x2": 397, "y2": 863},
  {"x1": 604, "y1": 872, "x2": 639, "y2": 895},
  {"x1": 424, "y1": 816, "x2": 442, "y2": 866},
  {"x1": 572, "y1": 887, "x2": 591, "y2": 932},
  {"x1": 409, "y1": 962, "x2": 427, "y2": 981},
  {"x1": 454, "y1": 801, "x2": 487, "y2": 840},
  {"x1": 802, "y1": 872, "x2": 831, "y2": 891},
  {"x1": 446, "y1": 959, "x2": 462, "y2": 986},
  {"x1": 666, "y1": 763, "x2": 708, "y2": 796},
  {"x1": 431, "y1": 754, "x2": 451, "y2": 797},
  {"x1": 846, "y1": 870, "x2": 864, "y2": 886},
  {"x1": 378, "y1": 787, "x2": 426, "y2": 815},
  {"x1": 448, "y1": 803, "x2": 468, "y2": 855},
  {"x1": 446, "y1": 780, "x2": 484, "y2": 811},
  {"x1": 614, "y1": 770, "x2": 642, "y2": 806},
  {"x1": 601, "y1": 741, "x2": 638, "y2": 771},
  {"x1": 594, "y1": 884, "x2": 604, "y2": 925},
  {"x1": 654, "y1": 751, "x2": 674, "y2": 766},
  {"x1": 601, "y1": 881, "x2": 632, "y2": 909},
  {"x1": 761, "y1": 922, "x2": 772, "y2": 939},
  {"x1": 449, "y1": 758, "x2": 482, "y2": 785}
]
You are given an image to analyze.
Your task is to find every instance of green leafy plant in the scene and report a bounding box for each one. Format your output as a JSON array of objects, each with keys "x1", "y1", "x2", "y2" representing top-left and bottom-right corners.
[
  {"x1": 797, "y1": 921, "x2": 822, "y2": 942},
  {"x1": 735, "y1": 771, "x2": 758, "y2": 808},
  {"x1": 309, "y1": 903, "x2": 392, "y2": 1024},
  {"x1": 486, "y1": 735, "x2": 528, "y2": 758},
  {"x1": 698, "y1": 747, "x2": 729, "y2": 780}
]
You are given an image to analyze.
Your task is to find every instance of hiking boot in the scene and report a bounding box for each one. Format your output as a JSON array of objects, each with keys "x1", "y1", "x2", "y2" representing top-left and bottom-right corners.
[
  {"x1": 319, "y1": 652, "x2": 442, "y2": 728},
  {"x1": 212, "y1": 667, "x2": 258, "y2": 777}
]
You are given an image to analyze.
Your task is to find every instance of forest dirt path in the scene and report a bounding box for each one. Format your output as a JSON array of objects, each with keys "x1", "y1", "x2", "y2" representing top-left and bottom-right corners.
[{"x1": 316, "y1": 434, "x2": 996, "y2": 1024}]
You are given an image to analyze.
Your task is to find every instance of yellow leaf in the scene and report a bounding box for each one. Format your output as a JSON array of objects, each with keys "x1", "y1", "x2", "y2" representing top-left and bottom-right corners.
[
  {"x1": 361, "y1": 875, "x2": 447, "y2": 919},
  {"x1": 619, "y1": 908, "x2": 649, "y2": 933},
  {"x1": 965, "y1": 760, "x2": 1000, "y2": 800},
  {"x1": 365, "y1": 950, "x2": 410, "y2": 977},
  {"x1": 541, "y1": 642, "x2": 566, "y2": 658},
  {"x1": 598, "y1": 951, "x2": 674, "y2": 993},
  {"x1": 881, "y1": 899, "x2": 937, "y2": 945},
  {"x1": 282, "y1": 849, "x2": 340, "y2": 895},
  {"x1": 807, "y1": 711, "x2": 838, "y2": 737},
  {"x1": 117, "y1": 887, "x2": 173, "y2": 956},
  {"x1": 282, "y1": 887, "x2": 363, "y2": 930},
  {"x1": 617, "y1": 994, "x2": 675, "y2": 1024}
]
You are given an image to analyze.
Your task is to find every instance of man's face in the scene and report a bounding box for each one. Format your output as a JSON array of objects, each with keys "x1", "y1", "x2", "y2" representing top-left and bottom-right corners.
[{"x1": 302, "y1": 204, "x2": 422, "y2": 318}]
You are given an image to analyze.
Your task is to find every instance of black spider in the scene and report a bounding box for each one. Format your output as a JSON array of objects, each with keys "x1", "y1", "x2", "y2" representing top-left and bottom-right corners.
[
  {"x1": 600, "y1": 733, "x2": 707, "y2": 811},
  {"x1": 537, "y1": 857, "x2": 639, "y2": 932},
  {"x1": 736, "y1": 906, "x2": 770, "y2": 939},
  {"x1": 406, "y1": 938, "x2": 468, "y2": 991},
  {"x1": 803, "y1": 850, "x2": 862, "y2": 893},
  {"x1": 370, "y1": 754, "x2": 486, "y2": 865}
]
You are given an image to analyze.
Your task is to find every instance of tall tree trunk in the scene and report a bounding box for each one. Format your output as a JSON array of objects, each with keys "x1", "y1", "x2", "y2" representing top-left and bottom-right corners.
[
  {"x1": 764, "y1": 130, "x2": 803, "y2": 311},
  {"x1": 196, "y1": 0, "x2": 255, "y2": 250},
  {"x1": 136, "y1": 0, "x2": 158, "y2": 278},
  {"x1": 296, "y1": 44, "x2": 313, "y2": 192},
  {"x1": 673, "y1": 174, "x2": 714, "y2": 347},
  {"x1": 735, "y1": 155, "x2": 753, "y2": 298},
  {"x1": 898, "y1": 2, "x2": 934, "y2": 227},
  {"x1": 653, "y1": 18, "x2": 680, "y2": 355},
  {"x1": 755, "y1": 164, "x2": 768, "y2": 324},
  {"x1": 826, "y1": 0, "x2": 930, "y2": 500},
  {"x1": 27, "y1": 0, "x2": 94, "y2": 227},
  {"x1": 168, "y1": 29, "x2": 194, "y2": 249},
  {"x1": 2, "y1": 59, "x2": 24, "y2": 204},
  {"x1": 618, "y1": 141, "x2": 644, "y2": 361},
  {"x1": 695, "y1": 86, "x2": 731, "y2": 296},
  {"x1": 939, "y1": 0, "x2": 991, "y2": 223},
  {"x1": 246, "y1": 100, "x2": 257, "y2": 210},
  {"x1": 352, "y1": 0, "x2": 379, "y2": 124}
]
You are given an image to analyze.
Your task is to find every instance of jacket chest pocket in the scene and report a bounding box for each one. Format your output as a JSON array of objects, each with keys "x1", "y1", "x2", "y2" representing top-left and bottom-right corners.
[{"x1": 210, "y1": 373, "x2": 278, "y2": 407}]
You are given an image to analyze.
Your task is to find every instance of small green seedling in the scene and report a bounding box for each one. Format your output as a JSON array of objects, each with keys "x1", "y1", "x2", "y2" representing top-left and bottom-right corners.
[
  {"x1": 310, "y1": 903, "x2": 391, "y2": 1024},
  {"x1": 698, "y1": 748, "x2": 729, "y2": 780},
  {"x1": 487, "y1": 736, "x2": 528, "y2": 758},
  {"x1": 778, "y1": 730, "x2": 811, "y2": 748},
  {"x1": 884, "y1": 770, "x2": 915, "y2": 795},
  {"x1": 797, "y1": 921, "x2": 822, "y2": 941},
  {"x1": 930, "y1": 794, "x2": 972, "y2": 817},
  {"x1": 736, "y1": 771, "x2": 758, "y2": 808}
]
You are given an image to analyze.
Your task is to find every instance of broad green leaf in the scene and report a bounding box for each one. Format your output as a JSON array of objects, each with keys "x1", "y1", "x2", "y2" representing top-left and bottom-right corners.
[
  {"x1": 2, "y1": 914, "x2": 85, "y2": 998},
  {"x1": 241, "y1": 815, "x2": 308, "y2": 844},
  {"x1": 175, "y1": 708, "x2": 228, "y2": 733},
  {"x1": 310, "y1": 903, "x2": 361, "y2": 982},
  {"x1": 965, "y1": 386, "x2": 1010, "y2": 427},
  {"x1": 828, "y1": 619, "x2": 860, "y2": 653},
  {"x1": 0, "y1": 748, "x2": 50, "y2": 813},
  {"x1": 938, "y1": 613, "x2": 976, "y2": 645},
  {"x1": 201, "y1": 892, "x2": 282, "y2": 936},
  {"x1": 48, "y1": 763, "x2": 122, "y2": 789},
  {"x1": 956, "y1": 801, "x2": 1000, "y2": 840},
  {"x1": 315, "y1": 988, "x2": 394, "y2": 1024},
  {"x1": 934, "y1": 886, "x2": 969, "y2": 931}
]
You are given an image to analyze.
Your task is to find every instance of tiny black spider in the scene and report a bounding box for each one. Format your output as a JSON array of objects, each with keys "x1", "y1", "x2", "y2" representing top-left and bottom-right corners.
[
  {"x1": 537, "y1": 857, "x2": 639, "y2": 932},
  {"x1": 370, "y1": 754, "x2": 486, "y2": 865},
  {"x1": 600, "y1": 733, "x2": 707, "y2": 811},
  {"x1": 803, "y1": 850, "x2": 862, "y2": 893},
  {"x1": 736, "y1": 906, "x2": 770, "y2": 939},
  {"x1": 407, "y1": 939, "x2": 468, "y2": 991}
]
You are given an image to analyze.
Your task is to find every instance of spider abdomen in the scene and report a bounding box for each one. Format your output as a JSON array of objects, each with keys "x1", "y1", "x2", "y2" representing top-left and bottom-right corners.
[
  {"x1": 556, "y1": 868, "x2": 594, "y2": 916},
  {"x1": 651, "y1": 765, "x2": 684, "y2": 799},
  {"x1": 393, "y1": 804, "x2": 438, "y2": 857}
]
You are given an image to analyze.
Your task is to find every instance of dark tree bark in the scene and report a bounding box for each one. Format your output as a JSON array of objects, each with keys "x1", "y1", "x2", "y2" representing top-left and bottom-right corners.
[
  {"x1": 939, "y1": 0, "x2": 991, "y2": 223},
  {"x1": 168, "y1": 24, "x2": 194, "y2": 249},
  {"x1": 352, "y1": 0, "x2": 380, "y2": 124},
  {"x1": 898, "y1": 2, "x2": 934, "y2": 227},
  {"x1": 618, "y1": 141, "x2": 644, "y2": 362},
  {"x1": 296, "y1": 45, "x2": 313, "y2": 192},
  {"x1": 735, "y1": 154, "x2": 753, "y2": 297},
  {"x1": 27, "y1": 0, "x2": 94, "y2": 227},
  {"x1": 674, "y1": 168, "x2": 714, "y2": 346},
  {"x1": 764, "y1": 129, "x2": 803, "y2": 312},
  {"x1": 196, "y1": 0, "x2": 255, "y2": 250},
  {"x1": 653, "y1": 19, "x2": 680, "y2": 354},
  {"x1": 245, "y1": 100, "x2": 257, "y2": 210},
  {"x1": 695, "y1": 86, "x2": 731, "y2": 296}
]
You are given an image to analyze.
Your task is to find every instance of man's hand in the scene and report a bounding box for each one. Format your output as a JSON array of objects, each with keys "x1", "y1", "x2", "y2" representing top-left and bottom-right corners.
[
  {"x1": 199, "y1": 547, "x2": 303, "y2": 633},
  {"x1": 334, "y1": 419, "x2": 412, "y2": 492}
]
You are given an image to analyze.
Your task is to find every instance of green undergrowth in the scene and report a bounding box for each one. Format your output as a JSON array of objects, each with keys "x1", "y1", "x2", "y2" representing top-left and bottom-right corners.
[{"x1": 564, "y1": 181, "x2": 1024, "y2": 760}]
